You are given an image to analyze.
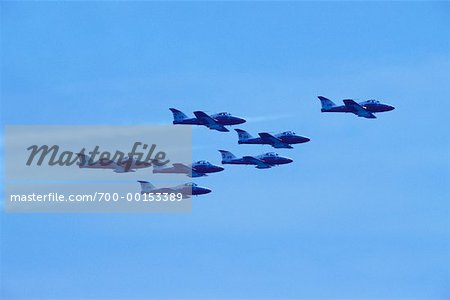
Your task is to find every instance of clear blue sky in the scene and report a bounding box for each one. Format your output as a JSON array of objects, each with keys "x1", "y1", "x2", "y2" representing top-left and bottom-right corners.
[{"x1": 1, "y1": 2, "x2": 449, "y2": 299}]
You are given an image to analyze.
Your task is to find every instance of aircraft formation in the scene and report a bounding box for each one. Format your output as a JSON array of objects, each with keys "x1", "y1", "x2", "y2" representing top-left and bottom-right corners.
[{"x1": 77, "y1": 97, "x2": 394, "y2": 198}]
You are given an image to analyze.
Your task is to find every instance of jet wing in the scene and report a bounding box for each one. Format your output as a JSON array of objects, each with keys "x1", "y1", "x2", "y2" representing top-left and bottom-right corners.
[
  {"x1": 343, "y1": 99, "x2": 376, "y2": 119},
  {"x1": 171, "y1": 163, "x2": 206, "y2": 177},
  {"x1": 113, "y1": 165, "x2": 135, "y2": 173},
  {"x1": 242, "y1": 156, "x2": 272, "y2": 169},
  {"x1": 258, "y1": 132, "x2": 291, "y2": 149},
  {"x1": 193, "y1": 111, "x2": 229, "y2": 132},
  {"x1": 172, "y1": 163, "x2": 193, "y2": 174}
]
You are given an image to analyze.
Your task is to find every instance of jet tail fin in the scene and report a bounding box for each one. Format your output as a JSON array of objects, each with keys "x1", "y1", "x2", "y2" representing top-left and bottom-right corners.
[
  {"x1": 138, "y1": 180, "x2": 156, "y2": 193},
  {"x1": 235, "y1": 129, "x2": 253, "y2": 142},
  {"x1": 318, "y1": 96, "x2": 336, "y2": 111},
  {"x1": 218, "y1": 150, "x2": 236, "y2": 163},
  {"x1": 169, "y1": 108, "x2": 189, "y2": 123}
]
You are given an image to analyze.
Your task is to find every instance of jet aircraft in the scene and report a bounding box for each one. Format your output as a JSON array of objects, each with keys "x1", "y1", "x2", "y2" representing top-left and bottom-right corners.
[
  {"x1": 219, "y1": 150, "x2": 293, "y2": 169},
  {"x1": 318, "y1": 96, "x2": 395, "y2": 119},
  {"x1": 169, "y1": 108, "x2": 246, "y2": 132},
  {"x1": 138, "y1": 181, "x2": 211, "y2": 197},
  {"x1": 77, "y1": 153, "x2": 152, "y2": 173},
  {"x1": 153, "y1": 160, "x2": 224, "y2": 177},
  {"x1": 235, "y1": 129, "x2": 310, "y2": 149}
]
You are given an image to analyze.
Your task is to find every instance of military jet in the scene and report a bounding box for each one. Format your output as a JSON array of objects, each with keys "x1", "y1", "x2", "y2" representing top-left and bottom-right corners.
[
  {"x1": 153, "y1": 160, "x2": 224, "y2": 177},
  {"x1": 169, "y1": 108, "x2": 246, "y2": 132},
  {"x1": 235, "y1": 129, "x2": 310, "y2": 149},
  {"x1": 318, "y1": 96, "x2": 395, "y2": 119},
  {"x1": 77, "y1": 153, "x2": 152, "y2": 173},
  {"x1": 137, "y1": 181, "x2": 211, "y2": 197},
  {"x1": 219, "y1": 150, "x2": 293, "y2": 169}
]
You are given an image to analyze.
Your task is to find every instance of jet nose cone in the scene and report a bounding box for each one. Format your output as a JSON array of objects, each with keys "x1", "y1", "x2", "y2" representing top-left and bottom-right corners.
[
  {"x1": 216, "y1": 166, "x2": 225, "y2": 172},
  {"x1": 302, "y1": 137, "x2": 311, "y2": 143},
  {"x1": 235, "y1": 117, "x2": 246, "y2": 125},
  {"x1": 202, "y1": 188, "x2": 212, "y2": 194},
  {"x1": 387, "y1": 105, "x2": 395, "y2": 111},
  {"x1": 284, "y1": 158, "x2": 293, "y2": 164}
]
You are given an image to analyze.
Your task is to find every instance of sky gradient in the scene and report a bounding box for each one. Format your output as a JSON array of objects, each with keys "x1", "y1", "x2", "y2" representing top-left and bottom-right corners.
[{"x1": 1, "y1": 2, "x2": 449, "y2": 299}]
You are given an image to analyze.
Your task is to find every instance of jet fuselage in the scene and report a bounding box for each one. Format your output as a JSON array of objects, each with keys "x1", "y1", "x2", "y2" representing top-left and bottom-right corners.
[
  {"x1": 192, "y1": 161, "x2": 224, "y2": 174},
  {"x1": 171, "y1": 112, "x2": 245, "y2": 126},
  {"x1": 238, "y1": 134, "x2": 310, "y2": 145},
  {"x1": 321, "y1": 101, "x2": 394, "y2": 113},
  {"x1": 223, "y1": 153, "x2": 293, "y2": 166}
]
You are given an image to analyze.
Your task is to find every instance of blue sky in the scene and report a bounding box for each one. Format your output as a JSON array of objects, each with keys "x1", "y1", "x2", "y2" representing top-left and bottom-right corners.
[{"x1": 1, "y1": 2, "x2": 449, "y2": 299}]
